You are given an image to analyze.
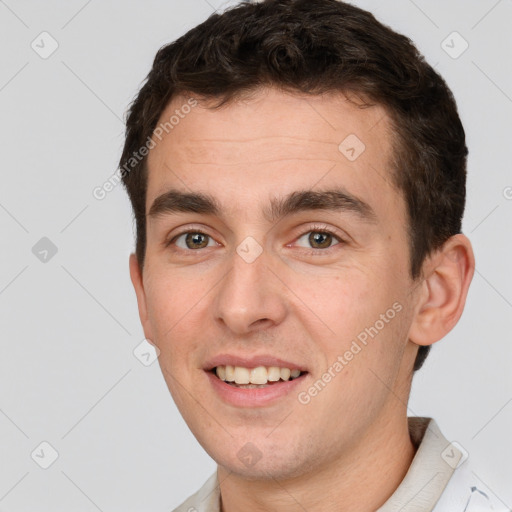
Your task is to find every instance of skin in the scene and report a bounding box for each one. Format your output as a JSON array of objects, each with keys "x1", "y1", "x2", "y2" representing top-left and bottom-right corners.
[{"x1": 129, "y1": 87, "x2": 475, "y2": 512}]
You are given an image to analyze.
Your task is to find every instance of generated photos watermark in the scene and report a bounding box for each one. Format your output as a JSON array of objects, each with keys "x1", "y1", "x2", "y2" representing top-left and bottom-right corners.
[
  {"x1": 297, "y1": 301, "x2": 403, "y2": 405},
  {"x1": 92, "y1": 97, "x2": 198, "y2": 201}
]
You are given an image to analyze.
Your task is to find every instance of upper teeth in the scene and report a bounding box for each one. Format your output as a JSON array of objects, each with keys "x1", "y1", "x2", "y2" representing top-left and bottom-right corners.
[{"x1": 215, "y1": 365, "x2": 301, "y2": 385}]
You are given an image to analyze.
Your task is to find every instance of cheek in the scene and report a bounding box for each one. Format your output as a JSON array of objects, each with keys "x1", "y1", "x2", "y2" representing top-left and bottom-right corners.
[
  {"x1": 145, "y1": 261, "x2": 202, "y2": 323},
  {"x1": 305, "y1": 313, "x2": 407, "y2": 435},
  {"x1": 145, "y1": 274, "x2": 207, "y2": 410},
  {"x1": 144, "y1": 272, "x2": 202, "y2": 361},
  {"x1": 312, "y1": 268, "x2": 407, "y2": 375},
  {"x1": 309, "y1": 270, "x2": 386, "y2": 334}
]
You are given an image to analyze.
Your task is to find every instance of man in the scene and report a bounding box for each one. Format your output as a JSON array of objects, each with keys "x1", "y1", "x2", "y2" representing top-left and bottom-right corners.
[{"x1": 120, "y1": 1, "x2": 508, "y2": 510}]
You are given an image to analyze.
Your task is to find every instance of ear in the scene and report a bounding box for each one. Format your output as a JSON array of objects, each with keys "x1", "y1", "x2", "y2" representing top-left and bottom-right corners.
[
  {"x1": 129, "y1": 253, "x2": 155, "y2": 344},
  {"x1": 408, "y1": 234, "x2": 475, "y2": 346}
]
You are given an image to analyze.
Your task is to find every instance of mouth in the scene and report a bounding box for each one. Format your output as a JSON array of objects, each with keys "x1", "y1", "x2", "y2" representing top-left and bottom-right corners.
[{"x1": 210, "y1": 365, "x2": 307, "y2": 388}]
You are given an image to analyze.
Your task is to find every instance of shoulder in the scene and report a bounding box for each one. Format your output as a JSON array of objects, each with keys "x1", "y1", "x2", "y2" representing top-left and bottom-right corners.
[
  {"x1": 171, "y1": 472, "x2": 221, "y2": 512},
  {"x1": 434, "y1": 460, "x2": 510, "y2": 512}
]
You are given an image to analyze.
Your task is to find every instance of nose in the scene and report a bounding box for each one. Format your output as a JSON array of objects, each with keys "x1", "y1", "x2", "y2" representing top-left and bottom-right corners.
[{"x1": 211, "y1": 241, "x2": 288, "y2": 336}]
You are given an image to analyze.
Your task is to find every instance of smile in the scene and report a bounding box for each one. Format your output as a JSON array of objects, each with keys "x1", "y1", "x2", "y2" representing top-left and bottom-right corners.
[
  {"x1": 204, "y1": 355, "x2": 309, "y2": 406},
  {"x1": 214, "y1": 365, "x2": 304, "y2": 387}
]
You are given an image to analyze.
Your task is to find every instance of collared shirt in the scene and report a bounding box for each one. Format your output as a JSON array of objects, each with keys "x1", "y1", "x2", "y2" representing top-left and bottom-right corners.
[{"x1": 173, "y1": 417, "x2": 509, "y2": 512}]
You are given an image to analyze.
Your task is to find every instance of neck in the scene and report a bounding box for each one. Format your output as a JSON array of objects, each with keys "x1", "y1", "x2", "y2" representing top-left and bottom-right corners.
[{"x1": 217, "y1": 413, "x2": 416, "y2": 512}]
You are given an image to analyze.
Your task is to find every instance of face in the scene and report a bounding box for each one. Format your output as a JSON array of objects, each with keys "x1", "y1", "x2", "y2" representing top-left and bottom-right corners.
[{"x1": 130, "y1": 87, "x2": 422, "y2": 479}]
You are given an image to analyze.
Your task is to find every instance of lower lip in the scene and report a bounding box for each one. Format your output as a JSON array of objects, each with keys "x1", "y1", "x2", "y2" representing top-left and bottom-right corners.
[{"x1": 206, "y1": 371, "x2": 307, "y2": 407}]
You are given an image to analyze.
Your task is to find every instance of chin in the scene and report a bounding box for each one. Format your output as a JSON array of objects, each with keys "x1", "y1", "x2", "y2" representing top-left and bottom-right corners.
[
  {"x1": 220, "y1": 456, "x2": 307, "y2": 481},
  {"x1": 202, "y1": 436, "x2": 316, "y2": 482}
]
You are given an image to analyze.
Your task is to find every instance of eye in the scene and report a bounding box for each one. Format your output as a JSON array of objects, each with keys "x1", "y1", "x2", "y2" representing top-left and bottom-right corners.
[
  {"x1": 293, "y1": 227, "x2": 344, "y2": 251},
  {"x1": 170, "y1": 231, "x2": 218, "y2": 250},
  {"x1": 166, "y1": 225, "x2": 345, "y2": 254}
]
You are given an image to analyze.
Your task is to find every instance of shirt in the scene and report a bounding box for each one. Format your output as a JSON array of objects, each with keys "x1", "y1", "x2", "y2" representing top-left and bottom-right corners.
[{"x1": 172, "y1": 417, "x2": 510, "y2": 512}]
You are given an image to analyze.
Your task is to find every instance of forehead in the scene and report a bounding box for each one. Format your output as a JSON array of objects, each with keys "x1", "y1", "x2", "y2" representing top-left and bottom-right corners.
[{"x1": 145, "y1": 87, "x2": 402, "y2": 223}]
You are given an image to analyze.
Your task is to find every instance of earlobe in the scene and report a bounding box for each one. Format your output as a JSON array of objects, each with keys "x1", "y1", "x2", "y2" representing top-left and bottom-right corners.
[
  {"x1": 129, "y1": 253, "x2": 153, "y2": 341},
  {"x1": 408, "y1": 234, "x2": 475, "y2": 346}
]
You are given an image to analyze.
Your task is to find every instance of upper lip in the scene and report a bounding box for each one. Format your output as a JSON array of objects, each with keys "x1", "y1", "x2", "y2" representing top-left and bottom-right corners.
[{"x1": 203, "y1": 354, "x2": 308, "y2": 372}]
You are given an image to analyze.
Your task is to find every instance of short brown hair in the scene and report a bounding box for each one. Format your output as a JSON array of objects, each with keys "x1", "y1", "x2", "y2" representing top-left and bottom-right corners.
[{"x1": 119, "y1": 0, "x2": 468, "y2": 371}]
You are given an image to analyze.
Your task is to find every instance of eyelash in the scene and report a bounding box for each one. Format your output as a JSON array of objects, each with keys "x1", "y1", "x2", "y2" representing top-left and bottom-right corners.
[{"x1": 166, "y1": 224, "x2": 346, "y2": 255}]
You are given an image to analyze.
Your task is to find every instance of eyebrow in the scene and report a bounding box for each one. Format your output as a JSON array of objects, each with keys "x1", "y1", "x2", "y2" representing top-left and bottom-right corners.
[{"x1": 148, "y1": 188, "x2": 378, "y2": 224}]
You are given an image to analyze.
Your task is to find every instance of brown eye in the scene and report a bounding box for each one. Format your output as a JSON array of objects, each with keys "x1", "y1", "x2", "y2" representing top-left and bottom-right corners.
[
  {"x1": 309, "y1": 232, "x2": 333, "y2": 249},
  {"x1": 172, "y1": 232, "x2": 214, "y2": 250},
  {"x1": 186, "y1": 233, "x2": 209, "y2": 249},
  {"x1": 295, "y1": 230, "x2": 342, "y2": 250}
]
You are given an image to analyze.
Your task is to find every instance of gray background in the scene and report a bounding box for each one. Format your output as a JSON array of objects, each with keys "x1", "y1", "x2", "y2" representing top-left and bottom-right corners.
[{"x1": 0, "y1": 0, "x2": 511, "y2": 510}]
